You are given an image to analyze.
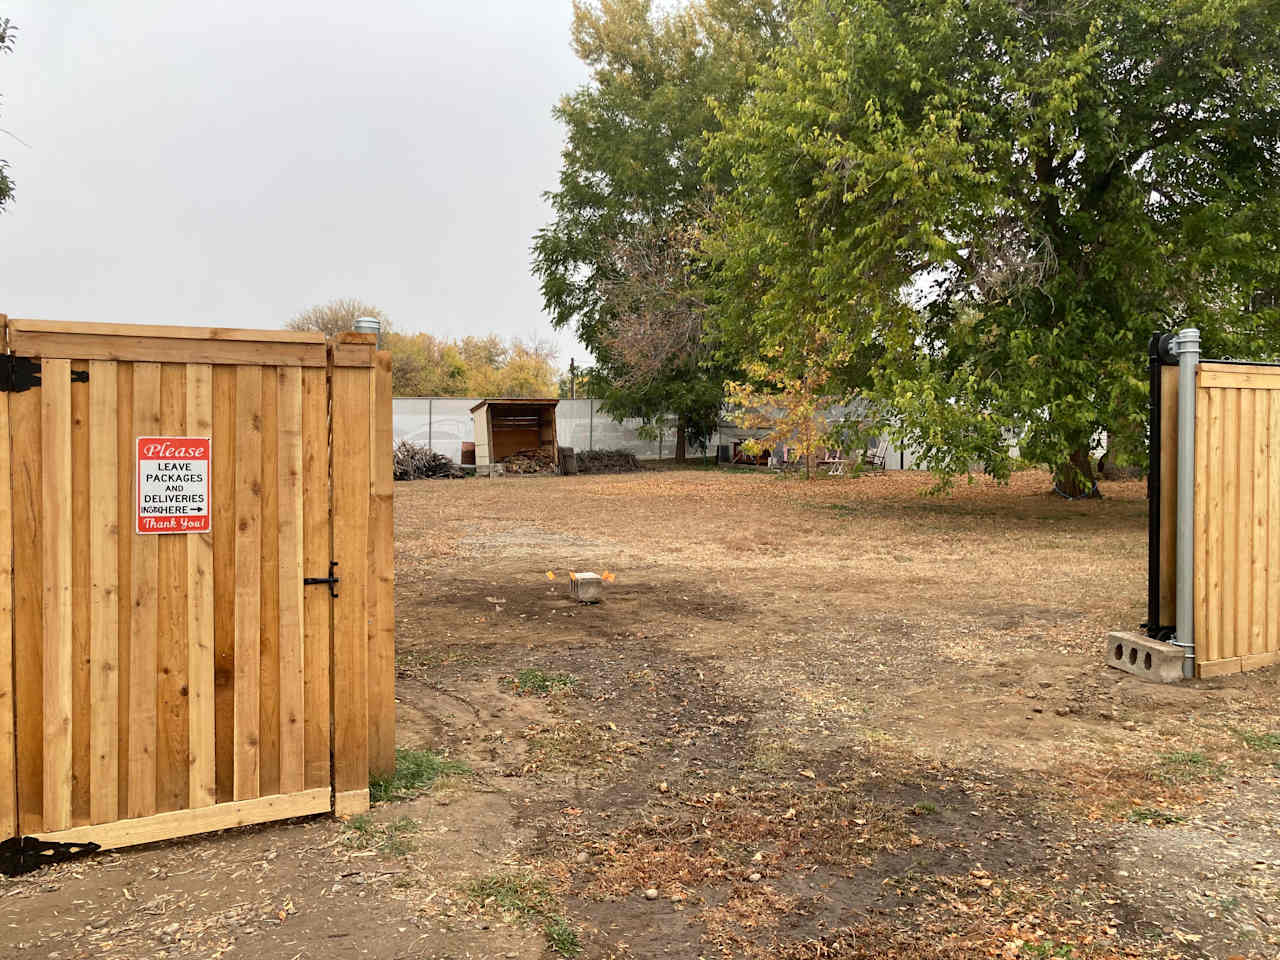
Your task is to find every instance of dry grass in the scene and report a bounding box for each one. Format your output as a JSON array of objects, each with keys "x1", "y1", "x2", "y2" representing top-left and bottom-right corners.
[{"x1": 390, "y1": 467, "x2": 1280, "y2": 960}]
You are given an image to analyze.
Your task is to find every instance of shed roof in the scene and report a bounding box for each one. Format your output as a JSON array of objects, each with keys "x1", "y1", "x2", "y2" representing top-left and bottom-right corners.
[{"x1": 469, "y1": 398, "x2": 560, "y2": 414}]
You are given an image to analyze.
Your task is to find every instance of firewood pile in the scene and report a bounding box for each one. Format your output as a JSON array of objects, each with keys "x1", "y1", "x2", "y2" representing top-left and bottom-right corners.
[
  {"x1": 501, "y1": 447, "x2": 557, "y2": 474},
  {"x1": 393, "y1": 441, "x2": 465, "y2": 480},
  {"x1": 576, "y1": 449, "x2": 641, "y2": 473}
]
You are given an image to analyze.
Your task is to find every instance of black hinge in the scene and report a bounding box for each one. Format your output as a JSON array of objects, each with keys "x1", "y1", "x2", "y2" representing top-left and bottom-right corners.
[
  {"x1": 0, "y1": 356, "x2": 90, "y2": 392},
  {"x1": 304, "y1": 560, "x2": 340, "y2": 598},
  {"x1": 0, "y1": 355, "x2": 41, "y2": 392},
  {"x1": 0, "y1": 836, "x2": 102, "y2": 876}
]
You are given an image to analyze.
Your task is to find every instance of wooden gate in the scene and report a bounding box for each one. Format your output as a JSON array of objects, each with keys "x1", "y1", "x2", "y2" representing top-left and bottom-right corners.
[
  {"x1": 1191, "y1": 363, "x2": 1280, "y2": 677},
  {"x1": 0, "y1": 318, "x2": 393, "y2": 854}
]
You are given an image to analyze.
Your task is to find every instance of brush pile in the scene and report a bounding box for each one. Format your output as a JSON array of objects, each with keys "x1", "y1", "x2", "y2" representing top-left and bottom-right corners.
[
  {"x1": 501, "y1": 447, "x2": 557, "y2": 474},
  {"x1": 576, "y1": 449, "x2": 641, "y2": 473},
  {"x1": 393, "y1": 441, "x2": 465, "y2": 480}
]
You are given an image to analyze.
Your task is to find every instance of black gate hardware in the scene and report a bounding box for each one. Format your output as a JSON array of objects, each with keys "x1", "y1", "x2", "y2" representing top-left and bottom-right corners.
[
  {"x1": 0, "y1": 835, "x2": 102, "y2": 876},
  {"x1": 0, "y1": 356, "x2": 90, "y2": 392},
  {"x1": 304, "y1": 561, "x2": 340, "y2": 598}
]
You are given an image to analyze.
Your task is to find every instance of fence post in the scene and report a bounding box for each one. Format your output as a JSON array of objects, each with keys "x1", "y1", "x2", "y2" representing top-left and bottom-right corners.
[
  {"x1": 330, "y1": 334, "x2": 373, "y2": 815},
  {"x1": 367, "y1": 352, "x2": 395, "y2": 778},
  {"x1": 1174, "y1": 328, "x2": 1200, "y2": 678}
]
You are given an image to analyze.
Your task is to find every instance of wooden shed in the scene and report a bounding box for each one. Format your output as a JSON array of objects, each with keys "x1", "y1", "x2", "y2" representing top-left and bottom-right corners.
[{"x1": 471, "y1": 399, "x2": 559, "y2": 472}]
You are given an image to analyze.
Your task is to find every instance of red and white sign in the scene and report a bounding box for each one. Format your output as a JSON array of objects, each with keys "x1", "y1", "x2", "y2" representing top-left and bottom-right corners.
[{"x1": 136, "y1": 437, "x2": 211, "y2": 534}]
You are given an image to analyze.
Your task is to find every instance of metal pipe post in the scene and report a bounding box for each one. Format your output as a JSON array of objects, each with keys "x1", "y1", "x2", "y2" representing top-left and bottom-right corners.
[{"x1": 1174, "y1": 327, "x2": 1200, "y2": 678}]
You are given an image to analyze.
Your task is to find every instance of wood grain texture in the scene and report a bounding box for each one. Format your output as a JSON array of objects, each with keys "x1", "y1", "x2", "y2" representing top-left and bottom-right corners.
[
  {"x1": 186, "y1": 364, "x2": 216, "y2": 808},
  {"x1": 1234, "y1": 390, "x2": 1254, "y2": 661},
  {"x1": 89, "y1": 361, "x2": 120, "y2": 825},
  {"x1": 1205, "y1": 387, "x2": 1224, "y2": 665},
  {"x1": 233, "y1": 365, "x2": 262, "y2": 800},
  {"x1": 1250, "y1": 391, "x2": 1268, "y2": 657},
  {"x1": 128, "y1": 363, "x2": 161, "y2": 819},
  {"x1": 301, "y1": 367, "x2": 331, "y2": 791},
  {"x1": 11, "y1": 380, "x2": 43, "y2": 833},
  {"x1": 1269, "y1": 392, "x2": 1280, "y2": 661},
  {"x1": 276, "y1": 367, "x2": 306, "y2": 795},
  {"x1": 1197, "y1": 656, "x2": 1242, "y2": 678},
  {"x1": 1199, "y1": 370, "x2": 1280, "y2": 390},
  {"x1": 8, "y1": 329, "x2": 326, "y2": 367},
  {"x1": 10, "y1": 318, "x2": 324, "y2": 343},
  {"x1": 115, "y1": 363, "x2": 133, "y2": 819},
  {"x1": 41, "y1": 358, "x2": 74, "y2": 832},
  {"x1": 155, "y1": 364, "x2": 189, "y2": 813},
  {"x1": 70, "y1": 364, "x2": 91, "y2": 826},
  {"x1": 331, "y1": 362, "x2": 370, "y2": 793},
  {"x1": 212, "y1": 366, "x2": 236, "y2": 803},
  {"x1": 1220, "y1": 388, "x2": 1239, "y2": 664},
  {"x1": 1193, "y1": 386, "x2": 1209, "y2": 676},
  {"x1": 258, "y1": 369, "x2": 280, "y2": 797},
  {"x1": 35, "y1": 787, "x2": 331, "y2": 852},
  {"x1": 0, "y1": 361, "x2": 16, "y2": 837},
  {"x1": 368, "y1": 352, "x2": 395, "y2": 777}
]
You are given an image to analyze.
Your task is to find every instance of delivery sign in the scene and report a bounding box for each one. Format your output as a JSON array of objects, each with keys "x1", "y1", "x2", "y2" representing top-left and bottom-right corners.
[{"x1": 137, "y1": 437, "x2": 211, "y2": 534}]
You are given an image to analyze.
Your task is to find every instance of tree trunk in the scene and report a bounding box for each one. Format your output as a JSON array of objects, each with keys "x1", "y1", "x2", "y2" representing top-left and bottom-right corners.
[
  {"x1": 1054, "y1": 446, "x2": 1101, "y2": 499},
  {"x1": 675, "y1": 420, "x2": 687, "y2": 461}
]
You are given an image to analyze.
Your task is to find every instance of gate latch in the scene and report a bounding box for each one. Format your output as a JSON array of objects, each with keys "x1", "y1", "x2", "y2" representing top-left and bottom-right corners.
[
  {"x1": 0, "y1": 836, "x2": 102, "y2": 876},
  {"x1": 304, "y1": 560, "x2": 340, "y2": 599}
]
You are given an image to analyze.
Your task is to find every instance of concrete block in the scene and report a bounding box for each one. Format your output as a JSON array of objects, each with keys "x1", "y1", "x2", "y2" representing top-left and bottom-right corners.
[
  {"x1": 1105, "y1": 631, "x2": 1184, "y2": 683},
  {"x1": 571, "y1": 572, "x2": 603, "y2": 603}
]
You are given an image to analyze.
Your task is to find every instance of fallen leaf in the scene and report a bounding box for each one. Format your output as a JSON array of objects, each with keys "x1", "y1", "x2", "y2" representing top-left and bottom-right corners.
[
  {"x1": 546, "y1": 571, "x2": 556, "y2": 580},
  {"x1": 799, "y1": 769, "x2": 816, "y2": 779}
]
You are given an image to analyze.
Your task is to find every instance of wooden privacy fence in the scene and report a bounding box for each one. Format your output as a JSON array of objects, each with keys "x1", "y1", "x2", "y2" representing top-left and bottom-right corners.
[
  {"x1": 0, "y1": 317, "x2": 393, "y2": 857},
  {"x1": 1152, "y1": 354, "x2": 1280, "y2": 677}
]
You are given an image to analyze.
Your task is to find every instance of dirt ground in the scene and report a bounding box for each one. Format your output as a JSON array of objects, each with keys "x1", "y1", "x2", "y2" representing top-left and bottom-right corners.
[{"x1": 3, "y1": 468, "x2": 1277, "y2": 960}]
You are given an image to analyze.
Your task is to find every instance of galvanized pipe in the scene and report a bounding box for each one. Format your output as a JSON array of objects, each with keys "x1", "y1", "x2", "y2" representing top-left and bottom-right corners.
[
  {"x1": 353, "y1": 316, "x2": 382, "y2": 348},
  {"x1": 1174, "y1": 327, "x2": 1200, "y2": 678}
]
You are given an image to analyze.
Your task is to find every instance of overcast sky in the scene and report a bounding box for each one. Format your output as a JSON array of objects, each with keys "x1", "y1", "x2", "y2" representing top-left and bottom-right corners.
[{"x1": 0, "y1": 1, "x2": 591, "y2": 368}]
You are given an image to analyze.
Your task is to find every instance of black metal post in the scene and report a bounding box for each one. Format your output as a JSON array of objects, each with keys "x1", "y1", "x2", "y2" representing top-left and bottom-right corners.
[{"x1": 1147, "y1": 333, "x2": 1163, "y2": 639}]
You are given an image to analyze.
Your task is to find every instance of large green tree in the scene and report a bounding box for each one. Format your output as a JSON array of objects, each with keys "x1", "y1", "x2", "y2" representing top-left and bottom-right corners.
[
  {"x1": 532, "y1": 0, "x2": 787, "y2": 458},
  {"x1": 706, "y1": 0, "x2": 1280, "y2": 493}
]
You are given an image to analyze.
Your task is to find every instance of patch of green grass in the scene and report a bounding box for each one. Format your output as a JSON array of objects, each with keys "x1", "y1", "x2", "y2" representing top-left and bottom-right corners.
[
  {"x1": 1126, "y1": 806, "x2": 1185, "y2": 826},
  {"x1": 1153, "y1": 750, "x2": 1224, "y2": 785},
  {"x1": 467, "y1": 873, "x2": 557, "y2": 916},
  {"x1": 466, "y1": 873, "x2": 580, "y2": 958},
  {"x1": 1021, "y1": 942, "x2": 1077, "y2": 959},
  {"x1": 910, "y1": 801, "x2": 938, "y2": 816},
  {"x1": 1238, "y1": 729, "x2": 1280, "y2": 751},
  {"x1": 512, "y1": 669, "x2": 578, "y2": 695},
  {"x1": 342, "y1": 814, "x2": 420, "y2": 854},
  {"x1": 543, "y1": 916, "x2": 582, "y2": 957},
  {"x1": 369, "y1": 747, "x2": 469, "y2": 803}
]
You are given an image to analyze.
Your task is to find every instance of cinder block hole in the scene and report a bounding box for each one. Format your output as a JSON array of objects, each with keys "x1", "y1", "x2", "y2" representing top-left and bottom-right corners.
[
  {"x1": 1144, "y1": 652, "x2": 1153, "y2": 671},
  {"x1": 1114, "y1": 643, "x2": 1124, "y2": 661},
  {"x1": 1128, "y1": 648, "x2": 1138, "y2": 665}
]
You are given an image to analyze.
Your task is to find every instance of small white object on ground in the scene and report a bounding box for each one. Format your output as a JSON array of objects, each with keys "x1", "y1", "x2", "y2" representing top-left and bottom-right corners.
[{"x1": 570, "y1": 572, "x2": 604, "y2": 603}]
